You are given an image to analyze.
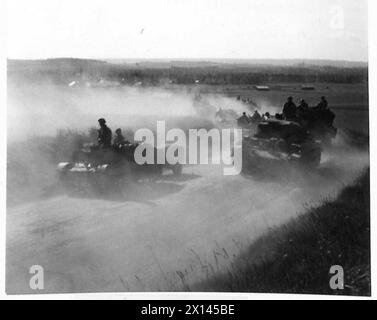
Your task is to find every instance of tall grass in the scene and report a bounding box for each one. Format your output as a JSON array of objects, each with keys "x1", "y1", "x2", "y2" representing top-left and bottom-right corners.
[{"x1": 173, "y1": 169, "x2": 370, "y2": 296}]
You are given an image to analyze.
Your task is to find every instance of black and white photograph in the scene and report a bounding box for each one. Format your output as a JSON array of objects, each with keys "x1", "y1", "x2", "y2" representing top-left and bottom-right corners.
[{"x1": 3, "y1": 0, "x2": 374, "y2": 299}]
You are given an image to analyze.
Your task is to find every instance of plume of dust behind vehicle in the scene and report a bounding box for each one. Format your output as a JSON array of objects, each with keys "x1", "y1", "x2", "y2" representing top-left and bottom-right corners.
[
  {"x1": 7, "y1": 80, "x2": 365, "y2": 207},
  {"x1": 6, "y1": 83, "x2": 227, "y2": 205},
  {"x1": 6, "y1": 80, "x2": 371, "y2": 293}
]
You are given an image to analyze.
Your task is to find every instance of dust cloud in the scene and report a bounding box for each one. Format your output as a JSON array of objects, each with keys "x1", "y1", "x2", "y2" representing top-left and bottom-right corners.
[
  {"x1": 7, "y1": 81, "x2": 368, "y2": 205},
  {"x1": 8, "y1": 84, "x2": 198, "y2": 139},
  {"x1": 6, "y1": 81, "x2": 247, "y2": 203},
  {"x1": 6, "y1": 80, "x2": 370, "y2": 292}
]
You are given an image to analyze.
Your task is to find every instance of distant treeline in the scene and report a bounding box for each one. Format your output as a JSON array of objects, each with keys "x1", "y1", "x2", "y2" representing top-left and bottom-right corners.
[
  {"x1": 8, "y1": 58, "x2": 368, "y2": 85},
  {"x1": 107, "y1": 66, "x2": 367, "y2": 85}
]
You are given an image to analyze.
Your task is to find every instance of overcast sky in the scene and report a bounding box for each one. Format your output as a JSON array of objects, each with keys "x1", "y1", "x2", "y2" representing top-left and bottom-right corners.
[{"x1": 6, "y1": 0, "x2": 368, "y2": 61}]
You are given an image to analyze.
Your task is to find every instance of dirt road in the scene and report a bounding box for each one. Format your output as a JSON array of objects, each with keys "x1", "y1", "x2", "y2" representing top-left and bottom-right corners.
[{"x1": 6, "y1": 146, "x2": 368, "y2": 294}]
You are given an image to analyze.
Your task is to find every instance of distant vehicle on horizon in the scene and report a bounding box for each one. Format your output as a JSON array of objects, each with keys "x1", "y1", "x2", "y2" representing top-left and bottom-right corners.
[
  {"x1": 301, "y1": 85, "x2": 316, "y2": 91},
  {"x1": 255, "y1": 85, "x2": 270, "y2": 91}
]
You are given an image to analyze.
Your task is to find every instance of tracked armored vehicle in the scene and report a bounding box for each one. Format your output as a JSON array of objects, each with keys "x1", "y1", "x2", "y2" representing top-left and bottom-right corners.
[
  {"x1": 57, "y1": 142, "x2": 182, "y2": 193},
  {"x1": 241, "y1": 119, "x2": 322, "y2": 173},
  {"x1": 299, "y1": 107, "x2": 337, "y2": 145}
]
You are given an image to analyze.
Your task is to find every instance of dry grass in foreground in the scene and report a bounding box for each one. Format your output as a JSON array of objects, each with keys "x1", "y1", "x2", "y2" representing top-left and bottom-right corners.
[{"x1": 193, "y1": 169, "x2": 370, "y2": 296}]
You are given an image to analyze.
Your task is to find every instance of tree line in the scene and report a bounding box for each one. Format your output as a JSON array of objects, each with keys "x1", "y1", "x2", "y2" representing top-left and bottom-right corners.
[{"x1": 8, "y1": 59, "x2": 368, "y2": 85}]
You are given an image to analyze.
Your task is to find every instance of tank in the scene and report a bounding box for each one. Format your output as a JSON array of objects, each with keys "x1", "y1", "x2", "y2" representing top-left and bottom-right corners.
[
  {"x1": 57, "y1": 142, "x2": 182, "y2": 193},
  {"x1": 240, "y1": 119, "x2": 322, "y2": 173},
  {"x1": 297, "y1": 107, "x2": 337, "y2": 145}
]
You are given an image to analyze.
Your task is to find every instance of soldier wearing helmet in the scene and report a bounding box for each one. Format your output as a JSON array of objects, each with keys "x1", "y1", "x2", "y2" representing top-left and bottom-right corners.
[
  {"x1": 97, "y1": 118, "x2": 112, "y2": 148},
  {"x1": 113, "y1": 128, "x2": 128, "y2": 150},
  {"x1": 282, "y1": 96, "x2": 297, "y2": 121}
]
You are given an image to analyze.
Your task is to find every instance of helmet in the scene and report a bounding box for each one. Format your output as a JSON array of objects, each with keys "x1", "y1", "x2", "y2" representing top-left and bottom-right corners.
[{"x1": 98, "y1": 118, "x2": 106, "y2": 124}]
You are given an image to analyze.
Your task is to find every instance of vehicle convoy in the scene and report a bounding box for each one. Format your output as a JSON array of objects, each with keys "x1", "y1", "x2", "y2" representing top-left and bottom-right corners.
[
  {"x1": 240, "y1": 119, "x2": 322, "y2": 173},
  {"x1": 57, "y1": 142, "x2": 183, "y2": 192},
  {"x1": 234, "y1": 96, "x2": 338, "y2": 173}
]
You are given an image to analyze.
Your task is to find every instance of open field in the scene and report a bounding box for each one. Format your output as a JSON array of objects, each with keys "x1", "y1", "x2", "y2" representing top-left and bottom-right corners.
[{"x1": 6, "y1": 60, "x2": 370, "y2": 294}]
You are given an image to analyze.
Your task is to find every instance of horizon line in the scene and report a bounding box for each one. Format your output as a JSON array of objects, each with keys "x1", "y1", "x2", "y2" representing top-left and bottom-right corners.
[{"x1": 7, "y1": 57, "x2": 368, "y2": 64}]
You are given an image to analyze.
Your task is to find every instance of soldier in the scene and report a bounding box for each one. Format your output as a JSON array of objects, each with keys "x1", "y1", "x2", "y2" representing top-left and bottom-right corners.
[
  {"x1": 297, "y1": 99, "x2": 309, "y2": 121},
  {"x1": 282, "y1": 97, "x2": 297, "y2": 121},
  {"x1": 97, "y1": 118, "x2": 112, "y2": 148},
  {"x1": 237, "y1": 112, "x2": 250, "y2": 128},
  {"x1": 250, "y1": 110, "x2": 262, "y2": 124},
  {"x1": 296, "y1": 99, "x2": 310, "y2": 126},
  {"x1": 313, "y1": 96, "x2": 336, "y2": 128},
  {"x1": 317, "y1": 96, "x2": 328, "y2": 109},
  {"x1": 113, "y1": 128, "x2": 127, "y2": 150},
  {"x1": 298, "y1": 99, "x2": 309, "y2": 110}
]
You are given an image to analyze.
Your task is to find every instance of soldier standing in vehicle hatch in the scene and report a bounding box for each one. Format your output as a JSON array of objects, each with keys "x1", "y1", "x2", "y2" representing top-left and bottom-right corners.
[
  {"x1": 237, "y1": 112, "x2": 250, "y2": 128},
  {"x1": 317, "y1": 96, "x2": 328, "y2": 109},
  {"x1": 282, "y1": 96, "x2": 297, "y2": 121},
  {"x1": 113, "y1": 128, "x2": 129, "y2": 150},
  {"x1": 97, "y1": 118, "x2": 112, "y2": 149}
]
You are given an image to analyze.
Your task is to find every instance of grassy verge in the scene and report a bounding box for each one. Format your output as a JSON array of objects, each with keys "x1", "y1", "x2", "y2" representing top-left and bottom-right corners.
[{"x1": 194, "y1": 169, "x2": 370, "y2": 296}]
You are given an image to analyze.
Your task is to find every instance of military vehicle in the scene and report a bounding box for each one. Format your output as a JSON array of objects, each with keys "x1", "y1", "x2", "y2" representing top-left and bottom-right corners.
[
  {"x1": 57, "y1": 142, "x2": 183, "y2": 193},
  {"x1": 240, "y1": 119, "x2": 322, "y2": 173},
  {"x1": 298, "y1": 107, "x2": 337, "y2": 145}
]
